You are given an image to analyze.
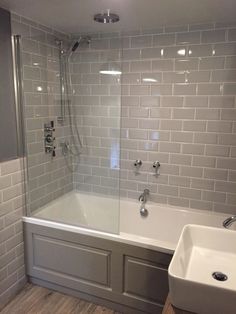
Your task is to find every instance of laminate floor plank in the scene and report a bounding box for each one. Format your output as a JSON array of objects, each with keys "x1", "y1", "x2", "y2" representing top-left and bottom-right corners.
[
  {"x1": 0, "y1": 284, "x2": 122, "y2": 314},
  {"x1": 1, "y1": 285, "x2": 51, "y2": 314},
  {"x1": 64, "y1": 299, "x2": 91, "y2": 314},
  {"x1": 28, "y1": 290, "x2": 67, "y2": 314},
  {"x1": 61, "y1": 299, "x2": 84, "y2": 314}
]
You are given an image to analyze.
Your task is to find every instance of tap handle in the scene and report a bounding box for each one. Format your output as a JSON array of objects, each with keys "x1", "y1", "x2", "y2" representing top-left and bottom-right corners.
[
  {"x1": 153, "y1": 161, "x2": 161, "y2": 176},
  {"x1": 134, "y1": 160, "x2": 142, "y2": 167},
  {"x1": 153, "y1": 161, "x2": 160, "y2": 169}
]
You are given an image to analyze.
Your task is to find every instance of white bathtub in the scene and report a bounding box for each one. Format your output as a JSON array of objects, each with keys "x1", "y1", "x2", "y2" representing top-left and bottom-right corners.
[{"x1": 23, "y1": 191, "x2": 230, "y2": 254}]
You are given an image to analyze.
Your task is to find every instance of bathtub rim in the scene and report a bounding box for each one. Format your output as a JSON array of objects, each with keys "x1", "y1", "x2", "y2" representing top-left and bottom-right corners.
[{"x1": 22, "y1": 216, "x2": 175, "y2": 254}]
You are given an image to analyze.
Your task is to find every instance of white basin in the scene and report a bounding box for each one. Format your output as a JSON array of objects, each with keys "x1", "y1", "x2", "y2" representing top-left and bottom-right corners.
[{"x1": 168, "y1": 224, "x2": 236, "y2": 314}]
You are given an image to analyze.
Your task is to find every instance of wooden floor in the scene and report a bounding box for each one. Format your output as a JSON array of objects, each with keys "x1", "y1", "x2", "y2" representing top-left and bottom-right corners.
[
  {"x1": 0, "y1": 284, "x2": 122, "y2": 314},
  {"x1": 162, "y1": 296, "x2": 192, "y2": 314}
]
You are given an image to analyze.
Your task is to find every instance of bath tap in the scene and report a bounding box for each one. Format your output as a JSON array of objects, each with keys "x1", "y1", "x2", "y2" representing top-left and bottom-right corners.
[
  {"x1": 139, "y1": 189, "x2": 149, "y2": 217},
  {"x1": 139, "y1": 189, "x2": 150, "y2": 203},
  {"x1": 223, "y1": 215, "x2": 236, "y2": 228}
]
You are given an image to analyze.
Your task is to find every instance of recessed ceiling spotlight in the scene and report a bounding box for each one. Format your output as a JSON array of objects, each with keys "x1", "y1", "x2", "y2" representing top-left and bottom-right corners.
[{"x1": 94, "y1": 9, "x2": 119, "y2": 24}]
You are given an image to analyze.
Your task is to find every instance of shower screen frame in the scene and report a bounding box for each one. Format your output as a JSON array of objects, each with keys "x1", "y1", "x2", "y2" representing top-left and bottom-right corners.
[{"x1": 11, "y1": 34, "x2": 29, "y2": 216}]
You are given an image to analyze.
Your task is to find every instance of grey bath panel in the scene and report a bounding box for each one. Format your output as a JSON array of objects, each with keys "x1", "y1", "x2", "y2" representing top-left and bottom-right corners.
[
  {"x1": 33, "y1": 235, "x2": 111, "y2": 287},
  {"x1": 24, "y1": 222, "x2": 172, "y2": 314},
  {"x1": 124, "y1": 256, "x2": 169, "y2": 304}
]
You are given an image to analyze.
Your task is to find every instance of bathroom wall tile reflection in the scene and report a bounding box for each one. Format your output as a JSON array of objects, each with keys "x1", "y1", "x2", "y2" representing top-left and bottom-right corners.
[{"x1": 72, "y1": 24, "x2": 236, "y2": 214}]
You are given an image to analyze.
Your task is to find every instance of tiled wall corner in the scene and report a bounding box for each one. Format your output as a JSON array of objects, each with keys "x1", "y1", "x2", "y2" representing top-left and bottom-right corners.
[{"x1": 0, "y1": 158, "x2": 26, "y2": 310}]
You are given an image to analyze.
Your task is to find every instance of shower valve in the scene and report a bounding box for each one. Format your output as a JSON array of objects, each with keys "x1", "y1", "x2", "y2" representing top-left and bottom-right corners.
[
  {"x1": 44, "y1": 121, "x2": 56, "y2": 157},
  {"x1": 45, "y1": 134, "x2": 54, "y2": 143}
]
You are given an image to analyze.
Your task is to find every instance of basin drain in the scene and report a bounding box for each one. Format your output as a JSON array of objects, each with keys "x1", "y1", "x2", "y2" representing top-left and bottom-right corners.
[{"x1": 212, "y1": 272, "x2": 228, "y2": 281}]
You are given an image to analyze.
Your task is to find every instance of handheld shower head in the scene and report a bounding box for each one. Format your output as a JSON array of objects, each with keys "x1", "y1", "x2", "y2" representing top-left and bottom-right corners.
[
  {"x1": 71, "y1": 41, "x2": 80, "y2": 52},
  {"x1": 56, "y1": 36, "x2": 91, "y2": 56},
  {"x1": 69, "y1": 36, "x2": 91, "y2": 53}
]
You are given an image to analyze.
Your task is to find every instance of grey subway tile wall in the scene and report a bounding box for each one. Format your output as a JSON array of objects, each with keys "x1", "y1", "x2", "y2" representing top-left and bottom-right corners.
[
  {"x1": 71, "y1": 39, "x2": 121, "y2": 196},
  {"x1": 11, "y1": 14, "x2": 73, "y2": 212},
  {"x1": 0, "y1": 159, "x2": 26, "y2": 309},
  {"x1": 72, "y1": 23, "x2": 236, "y2": 214}
]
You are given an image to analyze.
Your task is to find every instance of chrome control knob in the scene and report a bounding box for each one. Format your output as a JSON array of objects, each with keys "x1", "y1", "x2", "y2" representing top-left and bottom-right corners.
[
  {"x1": 45, "y1": 134, "x2": 53, "y2": 143},
  {"x1": 134, "y1": 160, "x2": 142, "y2": 167},
  {"x1": 153, "y1": 161, "x2": 161, "y2": 169}
]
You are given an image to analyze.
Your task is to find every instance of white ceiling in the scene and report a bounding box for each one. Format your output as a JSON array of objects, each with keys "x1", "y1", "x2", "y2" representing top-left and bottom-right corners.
[{"x1": 0, "y1": 0, "x2": 236, "y2": 34}]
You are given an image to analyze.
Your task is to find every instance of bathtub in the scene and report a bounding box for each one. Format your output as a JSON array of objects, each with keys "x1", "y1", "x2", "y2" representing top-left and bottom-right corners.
[
  {"x1": 24, "y1": 191, "x2": 228, "y2": 254},
  {"x1": 23, "y1": 191, "x2": 229, "y2": 314}
]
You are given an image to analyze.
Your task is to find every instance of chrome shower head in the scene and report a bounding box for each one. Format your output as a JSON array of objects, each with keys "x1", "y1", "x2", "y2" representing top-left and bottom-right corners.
[
  {"x1": 94, "y1": 11, "x2": 119, "y2": 24},
  {"x1": 56, "y1": 36, "x2": 91, "y2": 56},
  {"x1": 69, "y1": 36, "x2": 91, "y2": 53},
  {"x1": 71, "y1": 41, "x2": 80, "y2": 52}
]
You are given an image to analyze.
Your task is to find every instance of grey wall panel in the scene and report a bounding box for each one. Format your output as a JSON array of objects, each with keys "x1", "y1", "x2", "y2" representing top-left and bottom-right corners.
[
  {"x1": 33, "y1": 234, "x2": 111, "y2": 287},
  {"x1": 24, "y1": 222, "x2": 172, "y2": 314},
  {"x1": 124, "y1": 256, "x2": 169, "y2": 304},
  {"x1": 0, "y1": 7, "x2": 18, "y2": 161}
]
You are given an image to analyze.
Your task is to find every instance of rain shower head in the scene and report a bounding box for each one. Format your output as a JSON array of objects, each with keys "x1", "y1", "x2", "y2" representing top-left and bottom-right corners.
[{"x1": 94, "y1": 11, "x2": 119, "y2": 24}]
